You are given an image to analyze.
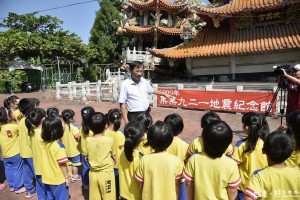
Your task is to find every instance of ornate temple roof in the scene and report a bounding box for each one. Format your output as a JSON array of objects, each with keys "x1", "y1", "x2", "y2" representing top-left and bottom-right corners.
[
  {"x1": 195, "y1": 0, "x2": 300, "y2": 16},
  {"x1": 149, "y1": 22, "x2": 300, "y2": 58},
  {"x1": 123, "y1": 25, "x2": 181, "y2": 35},
  {"x1": 127, "y1": 0, "x2": 187, "y2": 10}
]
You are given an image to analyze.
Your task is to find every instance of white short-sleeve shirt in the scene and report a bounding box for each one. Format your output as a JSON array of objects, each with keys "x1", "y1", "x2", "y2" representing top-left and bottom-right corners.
[{"x1": 119, "y1": 76, "x2": 154, "y2": 112}]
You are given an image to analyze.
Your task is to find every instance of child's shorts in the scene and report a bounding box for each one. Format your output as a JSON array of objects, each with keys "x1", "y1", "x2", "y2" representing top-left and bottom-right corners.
[{"x1": 68, "y1": 155, "x2": 82, "y2": 166}]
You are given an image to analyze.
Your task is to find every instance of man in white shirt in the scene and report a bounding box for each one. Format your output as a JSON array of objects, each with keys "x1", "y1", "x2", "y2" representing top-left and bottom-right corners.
[{"x1": 119, "y1": 61, "x2": 171, "y2": 124}]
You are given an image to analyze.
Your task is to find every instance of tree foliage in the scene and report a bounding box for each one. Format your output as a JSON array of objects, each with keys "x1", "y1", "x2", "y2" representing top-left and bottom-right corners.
[
  {"x1": 0, "y1": 12, "x2": 92, "y2": 67},
  {"x1": 89, "y1": 0, "x2": 132, "y2": 64}
]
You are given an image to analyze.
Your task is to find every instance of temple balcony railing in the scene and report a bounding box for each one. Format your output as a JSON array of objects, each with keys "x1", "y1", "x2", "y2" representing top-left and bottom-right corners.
[{"x1": 125, "y1": 47, "x2": 168, "y2": 65}]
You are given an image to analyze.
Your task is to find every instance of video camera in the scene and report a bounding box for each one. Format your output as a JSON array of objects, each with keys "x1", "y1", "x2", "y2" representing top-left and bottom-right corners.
[{"x1": 273, "y1": 64, "x2": 291, "y2": 76}]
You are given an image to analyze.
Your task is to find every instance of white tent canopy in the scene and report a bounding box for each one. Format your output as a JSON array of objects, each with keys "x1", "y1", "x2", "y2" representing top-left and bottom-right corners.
[{"x1": 7, "y1": 57, "x2": 43, "y2": 71}]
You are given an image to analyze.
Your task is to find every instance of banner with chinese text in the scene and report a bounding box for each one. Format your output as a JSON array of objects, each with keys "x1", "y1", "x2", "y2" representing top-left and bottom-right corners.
[{"x1": 157, "y1": 89, "x2": 276, "y2": 114}]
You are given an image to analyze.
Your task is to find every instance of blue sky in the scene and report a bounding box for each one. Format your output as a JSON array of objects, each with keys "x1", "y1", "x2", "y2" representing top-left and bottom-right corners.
[{"x1": 0, "y1": 0, "x2": 209, "y2": 44}]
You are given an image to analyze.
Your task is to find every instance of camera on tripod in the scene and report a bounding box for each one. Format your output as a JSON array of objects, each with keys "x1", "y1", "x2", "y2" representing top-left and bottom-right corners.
[{"x1": 273, "y1": 64, "x2": 291, "y2": 76}]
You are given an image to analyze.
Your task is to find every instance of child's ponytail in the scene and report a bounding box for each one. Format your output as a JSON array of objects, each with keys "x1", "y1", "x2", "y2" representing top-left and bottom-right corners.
[
  {"x1": 81, "y1": 106, "x2": 95, "y2": 134},
  {"x1": 124, "y1": 121, "x2": 145, "y2": 162},
  {"x1": 0, "y1": 107, "x2": 9, "y2": 131},
  {"x1": 62, "y1": 109, "x2": 75, "y2": 130},
  {"x1": 25, "y1": 108, "x2": 46, "y2": 136},
  {"x1": 108, "y1": 109, "x2": 122, "y2": 132},
  {"x1": 287, "y1": 111, "x2": 300, "y2": 151},
  {"x1": 242, "y1": 112, "x2": 262, "y2": 153}
]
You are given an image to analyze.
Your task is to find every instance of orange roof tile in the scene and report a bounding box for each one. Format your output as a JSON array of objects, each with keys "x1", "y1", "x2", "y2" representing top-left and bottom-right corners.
[
  {"x1": 128, "y1": 0, "x2": 187, "y2": 10},
  {"x1": 124, "y1": 26, "x2": 181, "y2": 35},
  {"x1": 196, "y1": 0, "x2": 300, "y2": 15},
  {"x1": 150, "y1": 23, "x2": 300, "y2": 58}
]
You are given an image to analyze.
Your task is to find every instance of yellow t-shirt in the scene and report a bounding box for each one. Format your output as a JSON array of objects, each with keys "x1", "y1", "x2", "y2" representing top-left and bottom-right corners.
[
  {"x1": 184, "y1": 153, "x2": 241, "y2": 199},
  {"x1": 284, "y1": 150, "x2": 300, "y2": 169},
  {"x1": 138, "y1": 134, "x2": 154, "y2": 155},
  {"x1": 12, "y1": 109, "x2": 23, "y2": 121},
  {"x1": 86, "y1": 136, "x2": 115, "y2": 171},
  {"x1": 62, "y1": 123, "x2": 80, "y2": 158},
  {"x1": 104, "y1": 128, "x2": 125, "y2": 169},
  {"x1": 167, "y1": 137, "x2": 189, "y2": 161},
  {"x1": 41, "y1": 141, "x2": 68, "y2": 185},
  {"x1": 135, "y1": 152, "x2": 183, "y2": 200},
  {"x1": 119, "y1": 149, "x2": 142, "y2": 200},
  {"x1": 79, "y1": 127, "x2": 93, "y2": 156},
  {"x1": 245, "y1": 167, "x2": 300, "y2": 200},
  {"x1": 0, "y1": 124, "x2": 20, "y2": 158},
  {"x1": 18, "y1": 117, "x2": 32, "y2": 158},
  {"x1": 232, "y1": 139, "x2": 268, "y2": 191},
  {"x1": 188, "y1": 136, "x2": 234, "y2": 157},
  {"x1": 30, "y1": 128, "x2": 44, "y2": 175}
]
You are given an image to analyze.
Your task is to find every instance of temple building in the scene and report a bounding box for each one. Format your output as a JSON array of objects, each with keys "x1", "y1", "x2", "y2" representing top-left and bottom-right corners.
[{"x1": 148, "y1": 0, "x2": 300, "y2": 81}]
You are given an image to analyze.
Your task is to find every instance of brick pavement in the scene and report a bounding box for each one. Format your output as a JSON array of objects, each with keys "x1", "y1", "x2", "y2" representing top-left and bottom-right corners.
[{"x1": 0, "y1": 91, "x2": 281, "y2": 200}]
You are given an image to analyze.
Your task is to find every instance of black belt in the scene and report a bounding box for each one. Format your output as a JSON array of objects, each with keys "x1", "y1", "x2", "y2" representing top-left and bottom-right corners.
[{"x1": 128, "y1": 106, "x2": 151, "y2": 114}]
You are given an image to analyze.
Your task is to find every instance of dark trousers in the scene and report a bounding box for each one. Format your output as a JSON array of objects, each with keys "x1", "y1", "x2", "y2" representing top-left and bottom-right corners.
[{"x1": 127, "y1": 107, "x2": 151, "y2": 122}]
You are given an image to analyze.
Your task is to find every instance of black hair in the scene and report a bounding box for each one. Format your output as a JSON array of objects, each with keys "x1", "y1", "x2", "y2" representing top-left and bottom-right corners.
[
  {"x1": 61, "y1": 109, "x2": 75, "y2": 130},
  {"x1": 0, "y1": 107, "x2": 9, "y2": 127},
  {"x1": 47, "y1": 107, "x2": 59, "y2": 117},
  {"x1": 287, "y1": 111, "x2": 300, "y2": 151},
  {"x1": 18, "y1": 98, "x2": 36, "y2": 117},
  {"x1": 163, "y1": 113, "x2": 184, "y2": 136},
  {"x1": 107, "y1": 108, "x2": 122, "y2": 131},
  {"x1": 25, "y1": 108, "x2": 46, "y2": 136},
  {"x1": 129, "y1": 61, "x2": 143, "y2": 70},
  {"x1": 81, "y1": 106, "x2": 95, "y2": 135},
  {"x1": 87, "y1": 112, "x2": 107, "y2": 134},
  {"x1": 202, "y1": 120, "x2": 233, "y2": 158},
  {"x1": 201, "y1": 111, "x2": 221, "y2": 129},
  {"x1": 263, "y1": 131, "x2": 294, "y2": 163},
  {"x1": 242, "y1": 112, "x2": 263, "y2": 153},
  {"x1": 147, "y1": 121, "x2": 173, "y2": 152},
  {"x1": 136, "y1": 112, "x2": 153, "y2": 132},
  {"x1": 33, "y1": 98, "x2": 40, "y2": 107},
  {"x1": 259, "y1": 115, "x2": 269, "y2": 141},
  {"x1": 41, "y1": 116, "x2": 64, "y2": 142},
  {"x1": 4, "y1": 95, "x2": 19, "y2": 110},
  {"x1": 124, "y1": 121, "x2": 145, "y2": 162}
]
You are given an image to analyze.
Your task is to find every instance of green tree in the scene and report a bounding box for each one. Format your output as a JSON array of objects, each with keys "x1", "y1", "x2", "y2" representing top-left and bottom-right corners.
[
  {"x1": 89, "y1": 0, "x2": 132, "y2": 64},
  {"x1": 0, "y1": 12, "x2": 93, "y2": 67}
]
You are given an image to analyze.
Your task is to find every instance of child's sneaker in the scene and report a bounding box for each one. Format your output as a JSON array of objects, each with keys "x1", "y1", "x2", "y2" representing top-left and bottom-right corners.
[
  {"x1": 71, "y1": 174, "x2": 82, "y2": 182},
  {"x1": 83, "y1": 185, "x2": 89, "y2": 190},
  {"x1": 9, "y1": 188, "x2": 14, "y2": 192},
  {"x1": 15, "y1": 187, "x2": 26, "y2": 194},
  {"x1": 0, "y1": 183, "x2": 7, "y2": 190},
  {"x1": 25, "y1": 188, "x2": 36, "y2": 198}
]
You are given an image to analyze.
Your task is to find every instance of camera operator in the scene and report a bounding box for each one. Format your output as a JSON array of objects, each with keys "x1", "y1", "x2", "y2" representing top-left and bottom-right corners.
[{"x1": 278, "y1": 64, "x2": 300, "y2": 116}]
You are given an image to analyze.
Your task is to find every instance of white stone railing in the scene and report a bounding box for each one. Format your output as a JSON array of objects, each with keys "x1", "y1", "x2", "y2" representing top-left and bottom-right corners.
[
  {"x1": 56, "y1": 80, "x2": 119, "y2": 102},
  {"x1": 125, "y1": 47, "x2": 166, "y2": 65}
]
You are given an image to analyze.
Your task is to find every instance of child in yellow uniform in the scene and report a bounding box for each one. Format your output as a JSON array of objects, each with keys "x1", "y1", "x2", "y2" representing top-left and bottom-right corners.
[
  {"x1": 284, "y1": 111, "x2": 300, "y2": 169},
  {"x1": 62, "y1": 109, "x2": 82, "y2": 182},
  {"x1": 119, "y1": 121, "x2": 145, "y2": 200},
  {"x1": 18, "y1": 98, "x2": 37, "y2": 196},
  {"x1": 187, "y1": 111, "x2": 233, "y2": 158},
  {"x1": 41, "y1": 116, "x2": 70, "y2": 200},
  {"x1": 184, "y1": 121, "x2": 241, "y2": 200},
  {"x1": 104, "y1": 108, "x2": 125, "y2": 197},
  {"x1": 135, "y1": 121, "x2": 183, "y2": 200},
  {"x1": 79, "y1": 106, "x2": 95, "y2": 189},
  {"x1": 4, "y1": 95, "x2": 22, "y2": 122},
  {"x1": 26, "y1": 108, "x2": 47, "y2": 199},
  {"x1": 0, "y1": 107, "x2": 25, "y2": 194},
  {"x1": 164, "y1": 113, "x2": 189, "y2": 200},
  {"x1": 231, "y1": 112, "x2": 268, "y2": 200},
  {"x1": 244, "y1": 131, "x2": 300, "y2": 200},
  {"x1": 86, "y1": 112, "x2": 116, "y2": 200},
  {"x1": 136, "y1": 113, "x2": 154, "y2": 155}
]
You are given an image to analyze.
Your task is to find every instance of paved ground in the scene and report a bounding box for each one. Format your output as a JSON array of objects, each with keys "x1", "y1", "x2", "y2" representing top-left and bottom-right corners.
[{"x1": 0, "y1": 91, "x2": 282, "y2": 200}]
